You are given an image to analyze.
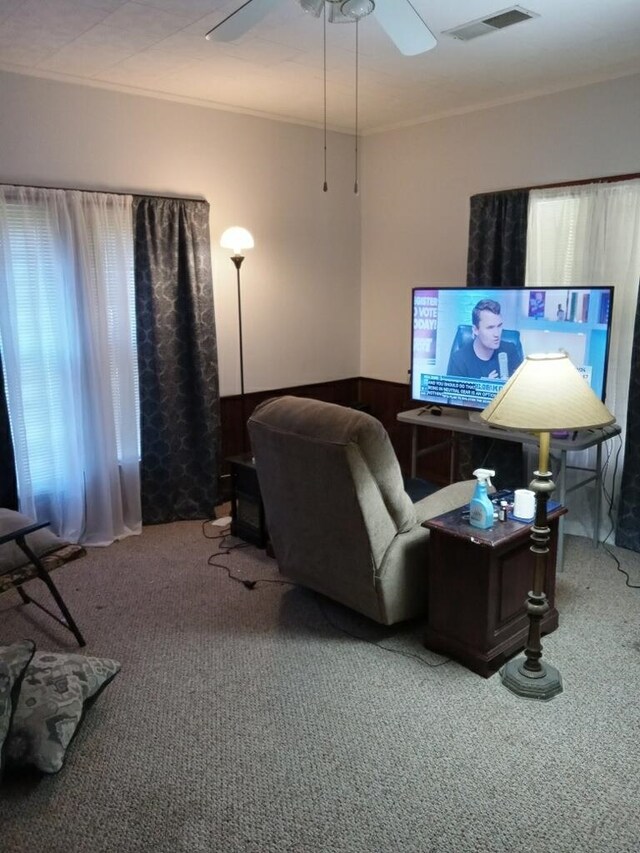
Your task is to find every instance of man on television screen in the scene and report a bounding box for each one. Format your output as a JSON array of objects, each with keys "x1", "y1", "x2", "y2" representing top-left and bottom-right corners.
[{"x1": 447, "y1": 298, "x2": 523, "y2": 379}]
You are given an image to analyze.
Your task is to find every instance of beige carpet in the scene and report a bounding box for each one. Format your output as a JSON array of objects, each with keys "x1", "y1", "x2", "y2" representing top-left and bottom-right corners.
[{"x1": 1, "y1": 522, "x2": 639, "y2": 853}]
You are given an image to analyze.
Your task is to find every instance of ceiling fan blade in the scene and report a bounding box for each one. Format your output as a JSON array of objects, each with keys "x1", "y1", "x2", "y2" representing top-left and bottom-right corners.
[
  {"x1": 205, "y1": 0, "x2": 281, "y2": 42},
  {"x1": 373, "y1": 0, "x2": 437, "y2": 56}
]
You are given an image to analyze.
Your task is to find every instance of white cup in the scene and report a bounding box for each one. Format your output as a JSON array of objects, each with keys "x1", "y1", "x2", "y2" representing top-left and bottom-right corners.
[{"x1": 513, "y1": 488, "x2": 536, "y2": 521}]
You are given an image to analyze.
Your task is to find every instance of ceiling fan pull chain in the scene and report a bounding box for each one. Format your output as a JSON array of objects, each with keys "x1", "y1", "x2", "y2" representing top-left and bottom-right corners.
[
  {"x1": 354, "y1": 18, "x2": 359, "y2": 195},
  {"x1": 323, "y1": 0, "x2": 328, "y2": 192}
]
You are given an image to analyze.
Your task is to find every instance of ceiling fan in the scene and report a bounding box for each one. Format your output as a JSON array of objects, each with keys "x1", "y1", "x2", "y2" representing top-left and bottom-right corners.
[{"x1": 205, "y1": 0, "x2": 437, "y2": 56}]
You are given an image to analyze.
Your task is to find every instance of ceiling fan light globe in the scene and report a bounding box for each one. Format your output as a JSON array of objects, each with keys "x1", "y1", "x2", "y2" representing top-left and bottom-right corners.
[{"x1": 341, "y1": 0, "x2": 375, "y2": 20}]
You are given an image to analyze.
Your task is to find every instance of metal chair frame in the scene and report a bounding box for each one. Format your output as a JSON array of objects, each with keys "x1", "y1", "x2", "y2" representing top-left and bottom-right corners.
[{"x1": 0, "y1": 521, "x2": 85, "y2": 647}]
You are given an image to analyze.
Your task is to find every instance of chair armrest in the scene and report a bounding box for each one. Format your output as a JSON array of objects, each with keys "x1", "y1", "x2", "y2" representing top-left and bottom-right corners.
[{"x1": 413, "y1": 480, "x2": 476, "y2": 525}]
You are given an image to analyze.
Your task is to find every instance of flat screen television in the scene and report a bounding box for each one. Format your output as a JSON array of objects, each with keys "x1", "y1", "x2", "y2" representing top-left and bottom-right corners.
[{"x1": 410, "y1": 286, "x2": 614, "y2": 412}]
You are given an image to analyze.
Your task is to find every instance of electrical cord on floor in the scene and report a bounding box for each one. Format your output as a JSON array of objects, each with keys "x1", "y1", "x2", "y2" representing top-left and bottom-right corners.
[
  {"x1": 201, "y1": 519, "x2": 240, "y2": 541},
  {"x1": 600, "y1": 434, "x2": 619, "y2": 544},
  {"x1": 602, "y1": 543, "x2": 640, "y2": 589},
  {"x1": 203, "y1": 517, "x2": 287, "y2": 587},
  {"x1": 315, "y1": 597, "x2": 452, "y2": 669},
  {"x1": 599, "y1": 436, "x2": 640, "y2": 589},
  {"x1": 203, "y1": 522, "x2": 452, "y2": 669},
  {"x1": 202, "y1": 517, "x2": 256, "y2": 585}
]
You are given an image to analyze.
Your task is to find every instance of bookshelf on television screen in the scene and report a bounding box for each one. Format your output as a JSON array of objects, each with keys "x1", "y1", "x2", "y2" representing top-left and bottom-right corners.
[{"x1": 410, "y1": 285, "x2": 613, "y2": 413}]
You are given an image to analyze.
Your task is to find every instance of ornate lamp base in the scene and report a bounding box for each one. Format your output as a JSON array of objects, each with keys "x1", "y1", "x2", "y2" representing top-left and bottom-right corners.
[{"x1": 500, "y1": 657, "x2": 563, "y2": 701}]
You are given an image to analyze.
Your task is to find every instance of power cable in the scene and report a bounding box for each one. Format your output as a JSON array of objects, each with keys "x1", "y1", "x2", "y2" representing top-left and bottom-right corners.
[
  {"x1": 203, "y1": 523, "x2": 452, "y2": 669},
  {"x1": 599, "y1": 435, "x2": 640, "y2": 589}
]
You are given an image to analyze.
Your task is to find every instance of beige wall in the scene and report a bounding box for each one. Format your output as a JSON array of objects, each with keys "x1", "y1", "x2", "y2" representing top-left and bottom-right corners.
[
  {"x1": 2, "y1": 69, "x2": 639, "y2": 396},
  {"x1": 0, "y1": 70, "x2": 361, "y2": 396},
  {"x1": 360, "y1": 73, "x2": 640, "y2": 383}
]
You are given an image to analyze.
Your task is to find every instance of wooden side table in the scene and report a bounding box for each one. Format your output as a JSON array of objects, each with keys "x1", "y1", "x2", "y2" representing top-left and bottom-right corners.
[{"x1": 422, "y1": 505, "x2": 566, "y2": 677}]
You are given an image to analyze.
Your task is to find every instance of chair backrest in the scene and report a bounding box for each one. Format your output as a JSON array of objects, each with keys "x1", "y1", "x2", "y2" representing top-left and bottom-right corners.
[
  {"x1": 247, "y1": 396, "x2": 416, "y2": 616},
  {"x1": 449, "y1": 324, "x2": 524, "y2": 363}
]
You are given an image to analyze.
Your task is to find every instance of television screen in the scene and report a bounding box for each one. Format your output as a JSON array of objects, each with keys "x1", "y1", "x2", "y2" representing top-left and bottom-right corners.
[{"x1": 410, "y1": 286, "x2": 613, "y2": 412}]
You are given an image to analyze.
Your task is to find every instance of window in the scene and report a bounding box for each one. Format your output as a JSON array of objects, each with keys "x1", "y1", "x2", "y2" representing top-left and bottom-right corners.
[
  {"x1": 526, "y1": 179, "x2": 640, "y2": 540},
  {"x1": 0, "y1": 187, "x2": 141, "y2": 543}
]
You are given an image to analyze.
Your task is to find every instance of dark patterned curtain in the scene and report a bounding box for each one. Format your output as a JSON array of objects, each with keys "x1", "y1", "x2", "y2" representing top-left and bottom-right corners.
[
  {"x1": 615, "y1": 284, "x2": 640, "y2": 551},
  {"x1": 133, "y1": 197, "x2": 220, "y2": 524},
  {"x1": 463, "y1": 189, "x2": 530, "y2": 487},
  {"x1": 467, "y1": 189, "x2": 529, "y2": 286},
  {"x1": 0, "y1": 352, "x2": 18, "y2": 509}
]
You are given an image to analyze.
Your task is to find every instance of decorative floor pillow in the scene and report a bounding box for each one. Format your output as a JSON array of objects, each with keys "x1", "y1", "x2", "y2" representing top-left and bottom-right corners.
[
  {"x1": 5, "y1": 651, "x2": 120, "y2": 774},
  {"x1": 0, "y1": 640, "x2": 36, "y2": 779}
]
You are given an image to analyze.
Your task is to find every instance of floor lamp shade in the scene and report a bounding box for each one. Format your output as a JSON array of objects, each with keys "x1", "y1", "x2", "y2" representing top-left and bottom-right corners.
[
  {"x1": 481, "y1": 352, "x2": 615, "y2": 432},
  {"x1": 220, "y1": 227, "x2": 254, "y2": 256},
  {"x1": 480, "y1": 352, "x2": 615, "y2": 700}
]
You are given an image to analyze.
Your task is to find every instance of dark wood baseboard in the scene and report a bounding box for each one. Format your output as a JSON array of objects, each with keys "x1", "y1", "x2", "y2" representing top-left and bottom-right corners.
[
  {"x1": 356, "y1": 377, "x2": 451, "y2": 485},
  {"x1": 219, "y1": 377, "x2": 452, "y2": 494}
]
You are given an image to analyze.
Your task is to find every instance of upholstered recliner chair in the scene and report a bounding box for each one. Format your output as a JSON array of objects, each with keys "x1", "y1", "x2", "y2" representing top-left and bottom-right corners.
[{"x1": 248, "y1": 396, "x2": 475, "y2": 626}]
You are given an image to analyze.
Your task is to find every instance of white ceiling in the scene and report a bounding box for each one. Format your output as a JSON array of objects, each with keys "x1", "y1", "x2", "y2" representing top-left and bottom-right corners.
[{"x1": 0, "y1": 0, "x2": 639, "y2": 134}]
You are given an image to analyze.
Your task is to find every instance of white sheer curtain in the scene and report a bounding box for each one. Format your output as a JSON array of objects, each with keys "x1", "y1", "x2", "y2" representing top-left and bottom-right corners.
[
  {"x1": 526, "y1": 179, "x2": 640, "y2": 539},
  {"x1": 0, "y1": 186, "x2": 141, "y2": 545}
]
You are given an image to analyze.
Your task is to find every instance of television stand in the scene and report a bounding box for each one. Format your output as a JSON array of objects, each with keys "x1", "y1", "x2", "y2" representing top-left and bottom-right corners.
[
  {"x1": 397, "y1": 407, "x2": 621, "y2": 571},
  {"x1": 461, "y1": 410, "x2": 506, "y2": 427}
]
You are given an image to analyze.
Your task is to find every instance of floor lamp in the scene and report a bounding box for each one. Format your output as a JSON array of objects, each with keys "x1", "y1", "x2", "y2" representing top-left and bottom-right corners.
[
  {"x1": 220, "y1": 226, "x2": 254, "y2": 454},
  {"x1": 480, "y1": 352, "x2": 615, "y2": 700}
]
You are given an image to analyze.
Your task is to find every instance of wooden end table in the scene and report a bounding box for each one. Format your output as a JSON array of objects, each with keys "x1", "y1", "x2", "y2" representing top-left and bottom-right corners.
[{"x1": 422, "y1": 505, "x2": 566, "y2": 677}]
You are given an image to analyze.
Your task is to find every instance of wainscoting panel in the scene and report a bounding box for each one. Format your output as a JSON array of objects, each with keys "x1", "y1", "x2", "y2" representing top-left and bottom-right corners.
[
  {"x1": 220, "y1": 378, "x2": 360, "y2": 465},
  {"x1": 220, "y1": 377, "x2": 452, "y2": 493},
  {"x1": 357, "y1": 378, "x2": 453, "y2": 485}
]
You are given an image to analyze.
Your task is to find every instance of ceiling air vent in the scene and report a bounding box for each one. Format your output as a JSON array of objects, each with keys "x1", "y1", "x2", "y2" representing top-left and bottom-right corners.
[{"x1": 443, "y1": 6, "x2": 539, "y2": 42}]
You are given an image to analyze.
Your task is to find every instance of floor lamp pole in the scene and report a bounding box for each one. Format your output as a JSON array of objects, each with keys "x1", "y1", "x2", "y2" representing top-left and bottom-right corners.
[
  {"x1": 231, "y1": 254, "x2": 246, "y2": 454},
  {"x1": 220, "y1": 226, "x2": 254, "y2": 456},
  {"x1": 501, "y1": 430, "x2": 563, "y2": 700}
]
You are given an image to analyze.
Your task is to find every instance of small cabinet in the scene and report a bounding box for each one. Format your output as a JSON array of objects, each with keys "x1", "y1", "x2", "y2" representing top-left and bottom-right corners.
[{"x1": 227, "y1": 454, "x2": 268, "y2": 548}]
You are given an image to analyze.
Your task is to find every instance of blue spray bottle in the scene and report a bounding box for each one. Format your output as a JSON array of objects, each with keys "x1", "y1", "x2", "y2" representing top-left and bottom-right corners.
[{"x1": 469, "y1": 468, "x2": 495, "y2": 529}]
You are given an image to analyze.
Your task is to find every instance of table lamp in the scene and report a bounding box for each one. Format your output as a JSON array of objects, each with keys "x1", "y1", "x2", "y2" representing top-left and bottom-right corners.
[
  {"x1": 220, "y1": 226, "x2": 254, "y2": 453},
  {"x1": 480, "y1": 352, "x2": 615, "y2": 700}
]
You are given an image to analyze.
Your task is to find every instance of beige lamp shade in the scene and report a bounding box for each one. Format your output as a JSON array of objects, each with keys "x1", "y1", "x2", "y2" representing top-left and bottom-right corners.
[
  {"x1": 480, "y1": 352, "x2": 615, "y2": 432},
  {"x1": 220, "y1": 226, "x2": 254, "y2": 255}
]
